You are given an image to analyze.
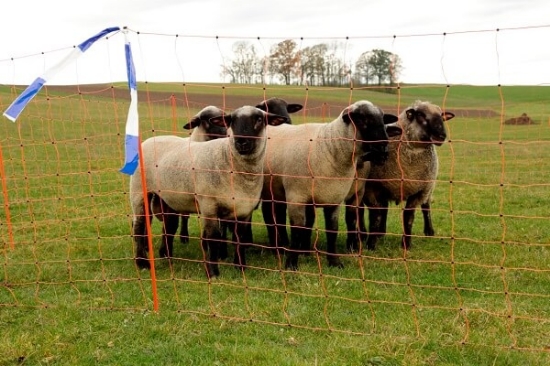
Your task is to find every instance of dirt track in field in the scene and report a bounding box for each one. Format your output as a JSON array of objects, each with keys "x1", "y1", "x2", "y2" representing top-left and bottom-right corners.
[{"x1": 45, "y1": 84, "x2": 498, "y2": 119}]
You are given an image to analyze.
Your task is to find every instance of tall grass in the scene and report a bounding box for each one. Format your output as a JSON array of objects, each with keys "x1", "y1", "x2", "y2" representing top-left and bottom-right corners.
[{"x1": 0, "y1": 83, "x2": 549, "y2": 365}]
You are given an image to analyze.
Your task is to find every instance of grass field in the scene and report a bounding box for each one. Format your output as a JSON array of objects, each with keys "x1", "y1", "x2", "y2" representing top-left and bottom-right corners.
[{"x1": 1, "y1": 82, "x2": 550, "y2": 365}]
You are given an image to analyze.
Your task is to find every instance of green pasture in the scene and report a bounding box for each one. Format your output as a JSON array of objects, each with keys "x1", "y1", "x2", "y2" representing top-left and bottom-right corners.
[{"x1": 0, "y1": 83, "x2": 549, "y2": 365}]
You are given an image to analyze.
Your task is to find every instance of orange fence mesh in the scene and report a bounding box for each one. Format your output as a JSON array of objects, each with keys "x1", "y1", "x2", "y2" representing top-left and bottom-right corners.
[{"x1": 1, "y1": 26, "x2": 550, "y2": 354}]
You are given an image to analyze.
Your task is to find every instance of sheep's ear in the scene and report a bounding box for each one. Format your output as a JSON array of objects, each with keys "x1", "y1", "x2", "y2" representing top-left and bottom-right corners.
[
  {"x1": 183, "y1": 116, "x2": 201, "y2": 130},
  {"x1": 386, "y1": 125, "x2": 403, "y2": 138},
  {"x1": 443, "y1": 111, "x2": 455, "y2": 121},
  {"x1": 287, "y1": 104, "x2": 303, "y2": 114},
  {"x1": 209, "y1": 115, "x2": 231, "y2": 127},
  {"x1": 255, "y1": 102, "x2": 267, "y2": 111},
  {"x1": 341, "y1": 108, "x2": 356, "y2": 124},
  {"x1": 267, "y1": 113, "x2": 289, "y2": 126},
  {"x1": 405, "y1": 109, "x2": 416, "y2": 121},
  {"x1": 383, "y1": 114, "x2": 398, "y2": 124}
]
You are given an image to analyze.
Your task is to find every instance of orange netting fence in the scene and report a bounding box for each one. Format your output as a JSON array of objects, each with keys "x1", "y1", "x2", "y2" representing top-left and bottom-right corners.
[{"x1": 1, "y1": 26, "x2": 550, "y2": 353}]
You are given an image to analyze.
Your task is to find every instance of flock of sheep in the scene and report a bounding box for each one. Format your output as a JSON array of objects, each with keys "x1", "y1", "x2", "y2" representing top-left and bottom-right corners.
[{"x1": 129, "y1": 97, "x2": 455, "y2": 278}]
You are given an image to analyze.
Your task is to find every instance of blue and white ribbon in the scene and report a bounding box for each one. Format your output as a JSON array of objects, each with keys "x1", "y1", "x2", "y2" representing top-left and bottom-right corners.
[
  {"x1": 119, "y1": 30, "x2": 139, "y2": 175},
  {"x1": 3, "y1": 26, "x2": 120, "y2": 122}
]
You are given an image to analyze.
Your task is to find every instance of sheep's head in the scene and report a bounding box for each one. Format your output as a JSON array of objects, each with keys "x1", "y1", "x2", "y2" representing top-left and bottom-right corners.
[
  {"x1": 209, "y1": 106, "x2": 288, "y2": 155},
  {"x1": 255, "y1": 97, "x2": 303, "y2": 123},
  {"x1": 183, "y1": 106, "x2": 228, "y2": 141},
  {"x1": 403, "y1": 101, "x2": 455, "y2": 147},
  {"x1": 341, "y1": 100, "x2": 402, "y2": 165}
]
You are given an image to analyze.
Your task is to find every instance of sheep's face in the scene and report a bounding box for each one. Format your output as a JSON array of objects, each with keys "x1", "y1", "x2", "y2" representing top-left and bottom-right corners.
[
  {"x1": 342, "y1": 101, "x2": 401, "y2": 165},
  {"x1": 210, "y1": 106, "x2": 288, "y2": 155},
  {"x1": 404, "y1": 103, "x2": 455, "y2": 147},
  {"x1": 255, "y1": 97, "x2": 303, "y2": 124},
  {"x1": 183, "y1": 106, "x2": 228, "y2": 141}
]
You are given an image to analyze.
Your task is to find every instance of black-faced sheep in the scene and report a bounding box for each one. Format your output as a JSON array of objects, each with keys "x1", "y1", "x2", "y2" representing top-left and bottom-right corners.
[
  {"x1": 130, "y1": 106, "x2": 288, "y2": 277},
  {"x1": 167, "y1": 99, "x2": 303, "y2": 248},
  {"x1": 262, "y1": 100, "x2": 401, "y2": 270},
  {"x1": 360, "y1": 100, "x2": 455, "y2": 251},
  {"x1": 149, "y1": 106, "x2": 228, "y2": 246}
]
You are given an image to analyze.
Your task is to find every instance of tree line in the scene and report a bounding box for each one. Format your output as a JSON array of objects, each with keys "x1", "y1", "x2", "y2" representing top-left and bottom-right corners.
[{"x1": 220, "y1": 40, "x2": 403, "y2": 87}]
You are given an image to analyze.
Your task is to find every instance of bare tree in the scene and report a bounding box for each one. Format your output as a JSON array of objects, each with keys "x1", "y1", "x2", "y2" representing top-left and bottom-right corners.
[
  {"x1": 221, "y1": 41, "x2": 262, "y2": 84},
  {"x1": 354, "y1": 51, "x2": 373, "y2": 85},
  {"x1": 308, "y1": 41, "x2": 347, "y2": 86},
  {"x1": 297, "y1": 43, "x2": 328, "y2": 86}
]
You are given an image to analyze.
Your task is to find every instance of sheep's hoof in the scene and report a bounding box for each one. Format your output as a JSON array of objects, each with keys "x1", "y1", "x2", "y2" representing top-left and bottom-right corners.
[
  {"x1": 206, "y1": 263, "x2": 220, "y2": 278},
  {"x1": 285, "y1": 256, "x2": 299, "y2": 271},
  {"x1": 271, "y1": 247, "x2": 283, "y2": 257},
  {"x1": 233, "y1": 256, "x2": 246, "y2": 269},
  {"x1": 135, "y1": 257, "x2": 150, "y2": 269},
  {"x1": 159, "y1": 247, "x2": 170, "y2": 258},
  {"x1": 401, "y1": 236, "x2": 412, "y2": 250},
  {"x1": 424, "y1": 229, "x2": 435, "y2": 237},
  {"x1": 179, "y1": 236, "x2": 189, "y2": 244},
  {"x1": 233, "y1": 263, "x2": 246, "y2": 273},
  {"x1": 366, "y1": 241, "x2": 377, "y2": 251},
  {"x1": 328, "y1": 257, "x2": 344, "y2": 269},
  {"x1": 346, "y1": 241, "x2": 359, "y2": 253}
]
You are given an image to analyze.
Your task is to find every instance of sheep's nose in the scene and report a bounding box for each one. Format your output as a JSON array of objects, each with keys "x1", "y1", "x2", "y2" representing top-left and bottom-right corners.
[
  {"x1": 235, "y1": 139, "x2": 253, "y2": 153},
  {"x1": 430, "y1": 134, "x2": 447, "y2": 146}
]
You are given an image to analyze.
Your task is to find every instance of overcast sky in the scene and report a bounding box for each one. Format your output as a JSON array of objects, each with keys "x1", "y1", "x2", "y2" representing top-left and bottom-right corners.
[{"x1": 1, "y1": 0, "x2": 550, "y2": 86}]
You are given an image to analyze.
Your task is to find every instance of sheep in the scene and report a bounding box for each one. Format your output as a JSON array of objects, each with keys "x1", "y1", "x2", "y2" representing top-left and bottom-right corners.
[
  {"x1": 235, "y1": 97, "x2": 303, "y2": 248},
  {"x1": 175, "y1": 105, "x2": 228, "y2": 244},
  {"x1": 342, "y1": 158, "x2": 375, "y2": 253},
  {"x1": 164, "y1": 97, "x2": 303, "y2": 246},
  {"x1": 184, "y1": 105, "x2": 229, "y2": 141},
  {"x1": 165, "y1": 98, "x2": 303, "y2": 250},
  {"x1": 256, "y1": 97, "x2": 303, "y2": 118},
  {"x1": 130, "y1": 106, "x2": 288, "y2": 277},
  {"x1": 261, "y1": 100, "x2": 401, "y2": 270},
  {"x1": 148, "y1": 106, "x2": 228, "y2": 246},
  {"x1": 360, "y1": 100, "x2": 455, "y2": 251},
  {"x1": 152, "y1": 99, "x2": 303, "y2": 261}
]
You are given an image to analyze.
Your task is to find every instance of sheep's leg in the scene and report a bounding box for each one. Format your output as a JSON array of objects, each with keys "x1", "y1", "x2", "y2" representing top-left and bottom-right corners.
[
  {"x1": 324, "y1": 206, "x2": 344, "y2": 268},
  {"x1": 232, "y1": 217, "x2": 251, "y2": 271},
  {"x1": 228, "y1": 215, "x2": 252, "y2": 257},
  {"x1": 159, "y1": 213, "x2": 178, "y2": 259},
  {"x1": 133, "y1": 193, "x2": 155, "y2": 269},
  {"x1": 345, "y1": 194, "x2": 366, "y2": 253},
  {"x1": 262, "y1": 200, "x2": 289, "y2": 254},
  {"x1": 179, "y1": 214, "x2": 190, "y2": 244},
  {"x1": 218, "y1": 220, "x2": 229, "y2": 261},
  {"x1": 302, "y1": 203, "x2": 315, "y2": 255},
  {"x1": 275, "y1": 202, "x2": 290, "y2": 248},
  {"x1": 202, "y1": 218, "x2": 223, "y2": 278},
  {"x1": 159, "y1": 201, "x2": 179, "y2": 259},
  {"x1": 357, "y1": 204, "x2": 367, "y2": 247},
  {"x1": 285, "y1": 204, "x2": 308, "y2": 270},
  {"x1": 261, "y1": 200, "x2": 277, "y2": 248},
  {"x1": 366, "y1": 200, "x2": 388, "y2": 251},
  {"x1": 421, "y1": 202, "x2": 435, "y2": 236},
  {"x1": 133, "y1": 213, "x2": 150, "y2": 269},
  {"x1": 402, "y1": 198, "x2": 417, "y2": 250},
  {"x1": 345, "y1": 204, "x2": 358, "y2": 252}
]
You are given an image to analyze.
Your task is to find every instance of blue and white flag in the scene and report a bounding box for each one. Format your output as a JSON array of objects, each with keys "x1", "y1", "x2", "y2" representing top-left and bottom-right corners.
[
  {"x1": 119, "y1": 31, "x2": 139, "y2": 175},
  {"x1": 3, "y1": 26, "x2": 120, "y2": 122}
]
